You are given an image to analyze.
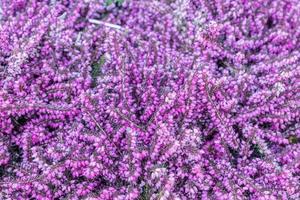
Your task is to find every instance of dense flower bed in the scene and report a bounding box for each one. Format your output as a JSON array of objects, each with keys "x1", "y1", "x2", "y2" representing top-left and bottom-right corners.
[{"x1": 0, "y1": 0, "x2": 299, "y2": 199}]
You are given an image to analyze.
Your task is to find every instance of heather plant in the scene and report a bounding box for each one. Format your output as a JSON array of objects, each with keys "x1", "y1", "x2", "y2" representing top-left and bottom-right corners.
[{"x1": 0, "y1": 0, "x2": 299, "y2": 200}]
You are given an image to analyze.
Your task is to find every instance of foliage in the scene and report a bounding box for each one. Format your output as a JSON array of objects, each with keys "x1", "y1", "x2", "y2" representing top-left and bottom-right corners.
[{"x1": 0, "y1": 0, "x2": 299, "y2": 199}]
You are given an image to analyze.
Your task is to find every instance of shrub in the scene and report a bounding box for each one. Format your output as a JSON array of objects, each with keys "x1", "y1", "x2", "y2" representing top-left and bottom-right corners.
[{"x1": 0, "y1": 0, "x2": 299, "y2": 199}]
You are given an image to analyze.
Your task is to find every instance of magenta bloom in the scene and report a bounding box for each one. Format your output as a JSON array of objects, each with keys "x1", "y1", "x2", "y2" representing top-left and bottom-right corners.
[{"x1": 0, "y1": 0, "x2": 299, "y2": 199}]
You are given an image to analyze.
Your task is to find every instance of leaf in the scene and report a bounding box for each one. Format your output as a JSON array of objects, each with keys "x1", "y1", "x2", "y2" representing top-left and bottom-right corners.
[
  {"x1": 91, "y1": 55, "x2": 105, "y2": 87},
  {"x1": 105, "y1": 0, "x2": 114, "y2": 6},
  {"x1": 288, "y1": 135, "x2": 298, "y2": 144},
  {"x1": 105, "y1": 0, "x2": 125, "y2": 7}
]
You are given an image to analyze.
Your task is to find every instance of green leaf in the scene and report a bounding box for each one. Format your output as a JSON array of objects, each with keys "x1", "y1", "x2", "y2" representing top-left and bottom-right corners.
[
  {"x1": 288, "y1": 135, "x2": 298, "y2": 144},
  {"x1": 105, "y1": 0, "x2": 125, "y2": 7},
  {"x1": 91, "y1": 55, "x2": 105, "y2": 87},
  {"x1": 105, "y1": 0, "x2": 114, "y2": 6}
]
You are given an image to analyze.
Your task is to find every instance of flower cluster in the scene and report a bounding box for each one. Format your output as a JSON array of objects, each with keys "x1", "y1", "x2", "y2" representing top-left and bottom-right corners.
[{"x1": 0, "y1": 0, "x2": 299, "y2": 199}]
